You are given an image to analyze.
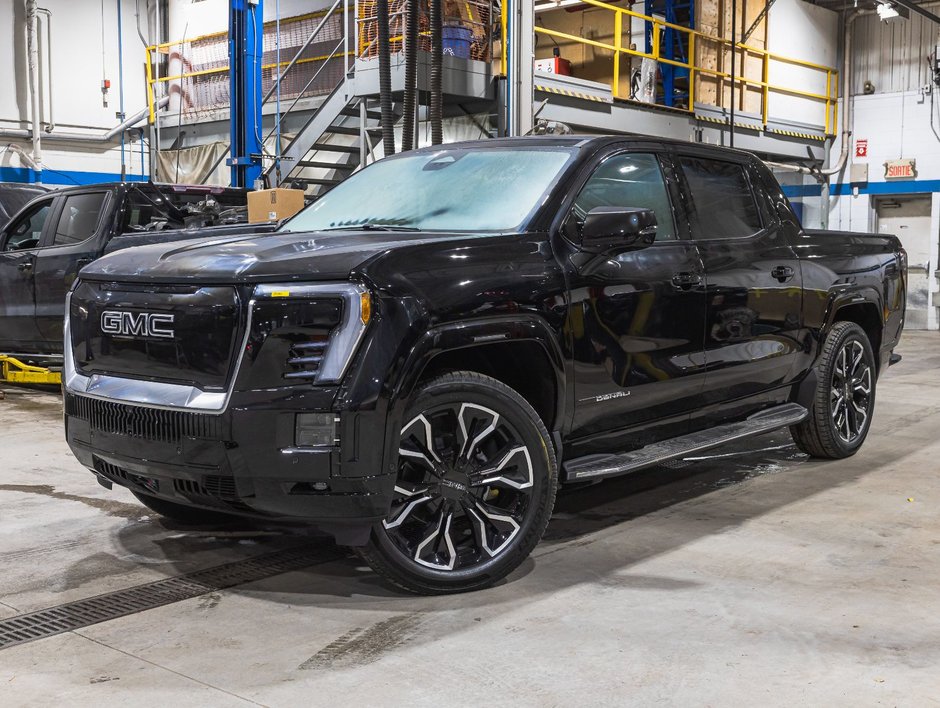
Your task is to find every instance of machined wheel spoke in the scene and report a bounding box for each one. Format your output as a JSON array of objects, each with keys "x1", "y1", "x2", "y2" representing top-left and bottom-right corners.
[
  {"x1": 472, "y1": 445, "x2": 534, "y2": 490},
  {"x1": 413, "y1": 510, "x2": 457, "y2": 570},
  {"x1": 834, "y1": 347, "x2": 848, "y2": 382},
  {"x1": 383, "y1": 493, "x2": 434, "y2": 530},
  {"x1": 457, "y1": 402, "x2": 499, "y2": 461},
  {"x1": 465, "y1": 500, "x2": 521, "y2": 558},
  {"x1": 851, "y1": 399, "x2": 868, "y2": 429},
  {"x1": 399, "y1": 413, "x2": 442, "y2": 473},
  {"x1": 849, "y1": 342, "x2": 865, "y2": 376}
]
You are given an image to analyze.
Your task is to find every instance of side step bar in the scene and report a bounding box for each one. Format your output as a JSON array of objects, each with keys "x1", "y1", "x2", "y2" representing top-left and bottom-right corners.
[{"x1": 562, "y1": 403, "x2": 808, "y2": 482}]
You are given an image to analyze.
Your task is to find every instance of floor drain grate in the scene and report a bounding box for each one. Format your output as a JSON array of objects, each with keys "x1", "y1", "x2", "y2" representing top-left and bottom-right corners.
[{"x1": 0, "y1": 545, "x2": 339, "y2": 651}]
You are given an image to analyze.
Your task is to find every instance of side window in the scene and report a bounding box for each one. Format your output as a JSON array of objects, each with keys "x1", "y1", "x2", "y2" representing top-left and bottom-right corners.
[
  {"x1": 568, "y1": 153, "x2": 677, "y2": 241},
  {"x1": 51, "y1": 192, "x2": 108, "y2": 247},
  {"x1": 2, "y1": 198, "x2": 54, "y2": 251},
  {"x1": 678, "y1": 157, "x2": 763, "y2": 239}
]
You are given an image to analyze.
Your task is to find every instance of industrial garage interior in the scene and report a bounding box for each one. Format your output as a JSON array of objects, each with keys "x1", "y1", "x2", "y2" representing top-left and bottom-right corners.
[{"x1": 0, "y1": 0, "x2": 938, "y2": 704}]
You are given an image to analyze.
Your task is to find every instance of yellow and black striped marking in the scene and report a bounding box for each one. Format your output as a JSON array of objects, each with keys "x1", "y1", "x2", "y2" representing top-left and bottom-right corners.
[{"x1": 535, "y1": 85, "x2": 613, "y2": 104}]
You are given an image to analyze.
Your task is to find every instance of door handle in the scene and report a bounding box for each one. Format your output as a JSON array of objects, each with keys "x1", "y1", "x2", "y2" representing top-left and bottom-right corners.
[
  {"x1": 771, "y1": 265, "x2": 795, "y2": 282},
  {"x1": 671, "y1": 272, "x2": 702, "y2": 290},
  {"x1": 17, "y1": 260, "x2": 33, "y2": 272}
]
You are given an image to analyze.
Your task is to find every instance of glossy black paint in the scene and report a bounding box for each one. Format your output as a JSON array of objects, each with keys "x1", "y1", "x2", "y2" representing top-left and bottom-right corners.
[
  {"x1": 0, "y1": 183, "x2": 250, "y2": 357},
  {"x1": 63, "y1": 136, "x2": 905, "y2": 534}
]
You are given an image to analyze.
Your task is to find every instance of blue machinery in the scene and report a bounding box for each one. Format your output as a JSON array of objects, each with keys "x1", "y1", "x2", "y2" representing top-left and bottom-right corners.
[
  {"x1": 228, "y1": 0, "x2": 264, "y2": 188},
  {"x1": 645, "y1": 0, "x2": 695, "y2": 109}
]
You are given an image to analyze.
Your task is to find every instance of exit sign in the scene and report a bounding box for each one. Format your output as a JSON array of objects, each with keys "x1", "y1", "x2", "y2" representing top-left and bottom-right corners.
[{"x1": 884, "y1": 159, "x2": 916, "y2": 180}]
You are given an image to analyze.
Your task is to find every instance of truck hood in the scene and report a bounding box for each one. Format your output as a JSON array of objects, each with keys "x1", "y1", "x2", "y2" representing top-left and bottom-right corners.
[{"x1": 79, "y1": 229, "x2": 476, "y2": 284}]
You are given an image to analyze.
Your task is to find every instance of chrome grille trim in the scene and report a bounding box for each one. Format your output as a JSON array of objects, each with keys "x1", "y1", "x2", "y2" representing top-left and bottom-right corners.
[{"x1": 63, "y1": 282, "x2": 368, "y2": 413}]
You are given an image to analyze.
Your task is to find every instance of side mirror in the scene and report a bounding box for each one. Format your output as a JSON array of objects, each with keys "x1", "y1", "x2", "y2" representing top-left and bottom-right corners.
[{"x1": 581, "y1": 207, "x2": 657, "y2": 255}]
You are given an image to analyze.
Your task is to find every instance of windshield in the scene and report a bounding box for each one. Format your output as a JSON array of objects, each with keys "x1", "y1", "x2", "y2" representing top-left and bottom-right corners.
[{"x1": 282, "y1": 147, "x2": 576, "y2": 233}]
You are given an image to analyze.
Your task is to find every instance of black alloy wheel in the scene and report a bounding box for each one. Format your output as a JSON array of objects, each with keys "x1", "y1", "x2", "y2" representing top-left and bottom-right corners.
[
  {"x1": 359, "y1": 372, "x2": 557, "y2": 594},
  {"x1": 791, "y1": 321, "x2": 877, "y2": 459},
  {"x1": 830, "y1": 338, "x2": 873, "y2": 444}
]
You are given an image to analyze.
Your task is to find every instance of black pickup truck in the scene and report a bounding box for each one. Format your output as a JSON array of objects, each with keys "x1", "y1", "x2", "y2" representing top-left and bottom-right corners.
[
  {"x1": 62, "y1": 137, "x2": 906, "y2": 594},
  {"x1": 0, "y1": 181, "x2": 257, "y2": 359}
]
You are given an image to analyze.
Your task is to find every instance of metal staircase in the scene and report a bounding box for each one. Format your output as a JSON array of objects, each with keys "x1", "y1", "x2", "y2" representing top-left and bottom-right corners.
[{"x1": 268, "y1": 88, "x2": 397, "y2": 197}]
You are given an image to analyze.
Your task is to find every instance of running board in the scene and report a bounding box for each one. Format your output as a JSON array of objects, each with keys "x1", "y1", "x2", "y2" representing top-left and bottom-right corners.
[{"x1": 562, "y1": 403, "x2": 809, "y2": 482}]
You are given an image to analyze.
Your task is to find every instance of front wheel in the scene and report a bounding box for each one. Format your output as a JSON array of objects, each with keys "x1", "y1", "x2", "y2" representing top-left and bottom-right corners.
[
  {"x1": 791, "y1": 321, "x2": 877, "y2": 459},
  {"x1": 359, "y1": 372, "x2": 558, "y2": 595}
]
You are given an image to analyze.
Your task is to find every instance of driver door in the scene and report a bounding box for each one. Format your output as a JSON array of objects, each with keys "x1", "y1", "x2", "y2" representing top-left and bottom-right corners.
[
  {"x1": 0, "y1": 196, "x2": 57, "y2": 353},
  {"x1": 562, "y1": 149, "x2": 708, "y2": 454}
]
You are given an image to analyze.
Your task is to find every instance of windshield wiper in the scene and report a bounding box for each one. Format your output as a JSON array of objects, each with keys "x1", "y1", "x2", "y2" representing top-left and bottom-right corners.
[{"x1": 322, "y1": 223, "x2": 421, "y2": 232}]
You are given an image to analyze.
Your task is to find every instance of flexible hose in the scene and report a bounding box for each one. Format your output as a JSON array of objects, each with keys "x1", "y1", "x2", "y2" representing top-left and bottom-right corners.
[
  {"x1": 401, "y1": 0, "x2": 419, "y2": 151},
  {"x1": 430, "y1": 0, "x2": 443, "y2": 145},
  {"x1": 376, "y1": 0, "x2": 396, "y2": 156}
]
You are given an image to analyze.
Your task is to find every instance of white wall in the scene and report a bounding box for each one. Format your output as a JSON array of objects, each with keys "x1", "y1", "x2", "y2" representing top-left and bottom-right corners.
[
  {"x1": 852, "y1": 3, "x2": 940, "y2": 96},
  {"x1": 167, "y1": 0, "x2": 334, "y2": 38},
  {"x1": 828, "y1": 91, "x2": 940, "y2": 329},
  {"x1": 766, "y1": 0, "x2": 839, "y2": 128},
  {"x1": 0, "y1": 0, "x2": 334, "y2": 186},
  {"x1": 0, "y1": 0, "x2": 154, "y2": 184}
]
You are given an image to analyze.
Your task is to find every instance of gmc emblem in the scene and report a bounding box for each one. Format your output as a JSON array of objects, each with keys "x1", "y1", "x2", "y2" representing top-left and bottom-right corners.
[{"x1": 100, "y1": 311, "x2": 175, "y2": 339}]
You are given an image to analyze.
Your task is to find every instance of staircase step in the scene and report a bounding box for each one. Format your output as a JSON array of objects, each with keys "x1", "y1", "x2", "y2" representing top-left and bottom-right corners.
[
  {"x1": 562, "y1": 403, "x2": 809, "y2": 482},
  {"x1": 339, "y1": 105, "x2": 382, "y2": 120},
  {"x1": 323, "y1": 125, "x2": 362, "y2": 137},
  {"x1": 296, "y1": 160, "x2": 356, "y2": 170},
  {"x1": 310, "y1": 142, "x2": 360, "y2": 154},
  {"x1": 293, "y1": 177, "x2": 345, "y2": 186}
]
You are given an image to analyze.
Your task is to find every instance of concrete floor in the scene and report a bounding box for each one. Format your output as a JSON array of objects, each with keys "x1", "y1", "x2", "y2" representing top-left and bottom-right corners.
[{"x1": 1, "y1": 332, "x2": 938, "y2": 706}]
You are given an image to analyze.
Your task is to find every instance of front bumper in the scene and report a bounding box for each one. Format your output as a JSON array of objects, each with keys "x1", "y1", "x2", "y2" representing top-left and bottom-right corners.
[{"x1": 64, "y1": 387, "x2": 397, "y2": 529}]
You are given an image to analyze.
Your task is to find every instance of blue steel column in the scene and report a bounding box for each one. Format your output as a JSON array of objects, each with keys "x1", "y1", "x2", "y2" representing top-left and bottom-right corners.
[{"x1": 228, "y1": 0, "x2": 264, "y2": 188}]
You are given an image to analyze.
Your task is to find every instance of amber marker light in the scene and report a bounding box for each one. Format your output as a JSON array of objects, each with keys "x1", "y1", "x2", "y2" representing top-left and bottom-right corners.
[{"x1": 360, "y1": 291, "x2": 372, "y2": 325}]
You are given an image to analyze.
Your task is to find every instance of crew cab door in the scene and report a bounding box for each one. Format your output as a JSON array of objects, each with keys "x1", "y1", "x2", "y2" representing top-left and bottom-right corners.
[
  {"x1": 560, "y1": 148, "x2": 708, "y2": 452},
  {"x1": 0, "y1": 195, "x2": 57, "y2": 353},
  {"x1": 674, "y1": 151, "x2": 804, "y2": 412},
  {"x1": 32, "y1": 190, "x2": 111, "y2": 350}
]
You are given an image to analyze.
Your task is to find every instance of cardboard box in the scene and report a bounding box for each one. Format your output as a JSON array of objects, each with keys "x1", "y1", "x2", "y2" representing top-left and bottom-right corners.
[{"x1": 247, "y1": 188, "x2": 306, "y2": 223}]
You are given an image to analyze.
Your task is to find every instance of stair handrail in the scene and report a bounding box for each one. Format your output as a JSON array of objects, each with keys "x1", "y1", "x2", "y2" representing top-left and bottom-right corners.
[
  {"x1": 262, "y1": 0, "x2": 346, "y2": 106},
  {"x1": 262, "y1": 36, "x2": 347, "y2": 151},
  {"x1": 202, "y1": 0, "x2": 352, "y2": 184}
]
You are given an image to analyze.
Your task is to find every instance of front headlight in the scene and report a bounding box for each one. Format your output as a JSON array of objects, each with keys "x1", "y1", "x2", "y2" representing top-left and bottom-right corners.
[{"x1": 239, "y1": 283, "x2": 371, "y2": 388}]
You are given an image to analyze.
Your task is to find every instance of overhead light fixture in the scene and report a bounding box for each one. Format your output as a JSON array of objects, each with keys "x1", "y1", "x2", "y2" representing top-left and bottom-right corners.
[{"x1": 877, "y1": 2, "x2": 900, "y2": 20}]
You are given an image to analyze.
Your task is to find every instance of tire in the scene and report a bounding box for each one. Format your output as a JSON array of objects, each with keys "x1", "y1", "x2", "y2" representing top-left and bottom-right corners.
[
  {"x1": 131, "y1": 491, "x2": 238, "y2": 525},
  {"x1": 790, "y1": 321, "x2": 877, "y2": 459},
  {"x1": 359, "y1": 372, "x2": 558, "y2": 595}
]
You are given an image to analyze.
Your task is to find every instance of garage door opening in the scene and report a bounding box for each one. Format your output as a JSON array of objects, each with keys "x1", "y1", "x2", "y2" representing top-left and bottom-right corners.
[{"x1": 875, "y1": 195, "x2": 935, "y2": 330}]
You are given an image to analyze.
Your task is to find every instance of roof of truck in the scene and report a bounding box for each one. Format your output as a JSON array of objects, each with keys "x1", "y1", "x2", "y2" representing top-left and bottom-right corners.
[{"x1": 431, "y1": 134, "x2": 756, "y2": 159}]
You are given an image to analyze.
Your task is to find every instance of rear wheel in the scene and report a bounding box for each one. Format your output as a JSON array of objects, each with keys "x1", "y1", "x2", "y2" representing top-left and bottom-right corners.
[
  {"x1": 131, "y1": 491, "x2": 238, "y2": 525},
  {"x1": 791, "y1": 321, "x2": 876, "y2": 459},
  {"x1": 359, "y1": 372, "x2": 558, "y2": 595}
]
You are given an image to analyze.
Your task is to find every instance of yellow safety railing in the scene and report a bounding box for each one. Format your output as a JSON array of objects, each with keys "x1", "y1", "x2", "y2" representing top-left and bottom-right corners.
[
  {"x1": 144, "y1": 10, "x2": 354, "y2": 123},
  {"x1": 523, "y1": 0, "x2": 839, "y2": 135}
]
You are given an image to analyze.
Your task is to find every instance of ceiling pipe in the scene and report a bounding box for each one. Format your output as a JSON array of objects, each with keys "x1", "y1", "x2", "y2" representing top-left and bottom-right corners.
[
  {"x1": 35, "y1": 7, "x2": 54, "y2": 134},
  {"x1": 888, "y1": 0, "x2": 940, "y2": 25},
  {"x1": 0, "y1": 96, "x2": 169, "y2": 144},
  {"x1": 26, "y1": 0, "x2": 42, "y2": 167}
]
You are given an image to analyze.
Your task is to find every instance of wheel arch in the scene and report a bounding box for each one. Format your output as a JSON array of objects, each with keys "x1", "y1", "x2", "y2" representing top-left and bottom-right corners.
[
  {"x1": 392, "y1": 315, "x2": 566, "y2": 434},
  {"x1": 828, "y1": 299, "x2": 884, "y2": 373}
]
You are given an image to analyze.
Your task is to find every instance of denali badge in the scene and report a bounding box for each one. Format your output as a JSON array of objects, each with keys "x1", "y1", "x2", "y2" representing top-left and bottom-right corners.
[{"x1": 100, "y1": 311, "x2": 175, "y2": 339}]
